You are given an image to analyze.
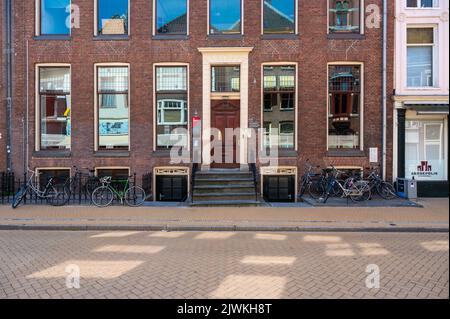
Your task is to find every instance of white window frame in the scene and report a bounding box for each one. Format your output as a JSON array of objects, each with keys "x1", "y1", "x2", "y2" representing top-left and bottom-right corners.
[
  {"x1": 327, "y1": 0, "x2": 365, "y2": 35},
  {"x1": 207, "y1": 0, "x2": 244, "y2": 35},
  {"x1": 94, "y1": 63, "x2": 131, "y2": 152},
  {"x1": 260, "y1": 0, "x2": 298, "y2": 35},
  {"x1": 153, "y1": 0, "x2": 190, "y2": 36},
  {"x1": 406, "y1": 0, "x2": 440, "y2": 8},
  {"x1": 406, "y1": 26, "x2": 438, "y2": 89},
  {"x1": 35, "y1": 0, "x2": 72, "y2": 37},
  {"x1": 94, "y1": 0, "x2": 131, "y2": 37},
  {"x1": 423, "y1": 122, "x2": 444, "y2": 160},
  {"x1": 153, "y1": 63, "x2": 190, "y2": 152},
  {"x1": 261, "y1": 62, "x2": 299, "y2": 152},
  {"x1": 326, "y1": 62, "x2": 365, "y2": 151},
  {"x1": 35, "y1": 63, "x2": 72, "y2": 152}
]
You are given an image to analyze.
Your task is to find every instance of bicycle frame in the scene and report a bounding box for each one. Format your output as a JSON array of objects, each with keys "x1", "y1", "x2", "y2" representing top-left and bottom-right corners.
[
  {"x1": 101, "y1": 178, "x2": 131, "y2": 204},
  {"x1": 25, "y1": 170, "x2": 55, "y2": 198}
]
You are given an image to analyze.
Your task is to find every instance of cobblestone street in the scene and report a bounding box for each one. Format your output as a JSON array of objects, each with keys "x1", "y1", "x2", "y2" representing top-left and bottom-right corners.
[{"x1": 0, "y1": 230, "x2": 448, "y2": 299}]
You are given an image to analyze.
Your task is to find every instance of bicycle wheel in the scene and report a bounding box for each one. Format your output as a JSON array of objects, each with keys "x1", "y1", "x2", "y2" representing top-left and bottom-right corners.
[
  {"x1": 350, "y1": 181, "x2": 371, "y2": 202},
  {"x1": 308, "y1": 180, "x2": 325, "y2": 200},
  {"x1": 12, "y1": 186, "x2": 28, "y2": 209},
  {"x1": 124, "y1": 186, "x2": 146, "y2": 207},
  {"x1": 377, "y1": 182, "x2": 397, "y2": 200},
  {"x1": 91, "y1": 186, "x2": 114, "y2": 208},
  {"x1": 47, "y1": 184, "x2": 70, "y2": 206}
]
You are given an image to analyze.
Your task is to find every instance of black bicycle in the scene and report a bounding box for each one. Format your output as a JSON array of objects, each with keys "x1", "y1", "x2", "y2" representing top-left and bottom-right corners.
[
  {"x1": 299, "y1": 162, "x2": 323, "y2": 199},
  {"x1": 365, "y1": 167, "x2": 397, "y2": 200},
  {"x1": 12, "y1": 169, "x2": 69, "y2": 208}
]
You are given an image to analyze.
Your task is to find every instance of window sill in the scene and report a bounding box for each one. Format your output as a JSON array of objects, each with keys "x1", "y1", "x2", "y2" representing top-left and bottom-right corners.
[
  {"x1": 327, "y1": 33, "x2": 365, "y2": 40},
  {"x1": 34, "y1": 35, "x2": 71, "y2": 41},
  {"x1": 207, "y1": 34, "x2": 243, "y2": 40},
  {"x1": 94, "y1": 150, "x2": 130, "y2": 157},
  {"x1": 326, "y1": 150, "x2": 365, "y2": 157},
  {"x1": 153, "y1": 35, "x2": 189, "y2": 40},
  {"x1": 33, "y1": 150, "x2": 71, "y2": 158},
  {"x1": 261, "y1": 34, "x2": 298, "y2": 40},
  {"x1": 93, "y1": 35, "x2": 130, "y2": 41}
]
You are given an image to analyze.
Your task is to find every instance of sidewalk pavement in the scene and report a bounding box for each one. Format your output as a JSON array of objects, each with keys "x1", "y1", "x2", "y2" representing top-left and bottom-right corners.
[{"x1": 0, "y1": 198, "x2": 448, "y2": 232}]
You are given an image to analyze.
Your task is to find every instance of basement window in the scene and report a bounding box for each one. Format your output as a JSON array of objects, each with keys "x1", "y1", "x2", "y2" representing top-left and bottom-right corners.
[
  {"x1": 156, "y1": 175, "x2": 188, "y2": 202},
  {"x1": 38, "y1": 169, "x2": 70, "y2": 191},
  {"x1": 263, "y1": 175, "x2": 295, "y2": 202}
]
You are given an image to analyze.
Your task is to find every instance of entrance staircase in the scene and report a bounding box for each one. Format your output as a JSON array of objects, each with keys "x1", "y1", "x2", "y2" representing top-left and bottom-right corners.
[{"x1": 190, "y1": 169, "x2": 264, "y2": 207}]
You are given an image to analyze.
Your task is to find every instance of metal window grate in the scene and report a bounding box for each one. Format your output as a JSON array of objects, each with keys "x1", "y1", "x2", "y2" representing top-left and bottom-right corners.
[{"x1": 329, "y1": 65, "x2": 360, "y2": 92}]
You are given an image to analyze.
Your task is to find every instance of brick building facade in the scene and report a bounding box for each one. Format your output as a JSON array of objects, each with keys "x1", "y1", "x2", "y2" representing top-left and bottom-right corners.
[{"x1": 2, "y1": 0, "x2": 397, "y2": 202}]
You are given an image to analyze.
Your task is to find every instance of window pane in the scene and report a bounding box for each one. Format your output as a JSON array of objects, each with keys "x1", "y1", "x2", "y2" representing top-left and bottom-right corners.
[
  {"x1": 329, "y1": 0, "x2": 360, "y2": 33},
  {"x1": 156, "y1": 67, "x2": 187, "y2": 91},
  {"x1": 98, "y1": 67, "x2": 129, "y2": 92},
  {"x1": 98, "y1": 94, "x2": 129, "y2": 149},
  {"x1": 40, "y1": 67, "x2": 71, "y2": 93},
  {"x1": 210, "y1": 0, "x2": 241, "y2": 34},
  {"x1": 39, "y1": 169, "x2": 70, "y2": 190},
  {"x1": 212, "y1": 66, "x2": 240, "y2": 92},
  {"x1": 328, "y1": 65, "x2": 361, "y2": 149},
  {"x1": 263, "y1": 66, "x2": 296, "y2": 151},
  {"x1": 41, "y1": 0, "x2": 70, "y2": 35},
  {"x1": 156, "y1": 67, "x2": 188, "y2": 149},
  {"x1": 156, "y1": 0, "x2": 187, "y2": 35},
  {"x1": 407, "y1": 28, "x2": 434, "y2": 44},
  {"x1": 98, "y1": 0, "x2": 128, "y2": 35},
  {"x1": 407, "y1": 0, "x2": 418, "y2": 6},
  {"x1": 407, "y1": 46, "x2": 433, "y2": 87},
  {"x1": 263, "y1": 0, "x2": 295, "y2": 34},
  {"x1": 40, "y1": 94, "x2": 71, "y2": 150}
]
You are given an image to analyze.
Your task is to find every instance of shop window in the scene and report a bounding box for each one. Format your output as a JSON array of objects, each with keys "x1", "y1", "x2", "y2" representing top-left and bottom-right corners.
[
  {"x1": 405, "y1": 120, "x2": 446, "y2": 181},
  {"x1": 263, "y1": 65, "x2": 296, "y2": 151},
  {"x1": 209, "y1": 0, "x2": 241, "y2": 35},
  {"x1": 211, "y1": 66, "x2": 240, "y2": 93},
  {"x1": 263, "y1": 175, "x2": 295, "y2": 202},
  {"x1": 156, "y1": 175, "x2": 188, "y2": 202},
  {"x1": 38, "y1": 169, "x2": 70, "y2": 190},
  {"x1": 407, "y1": 0, "x2": 439, "y2": 8},
  {"x1": 328, "y1": 65, "x2": 361, "y2": 150},
  {"x1": 38, "y1": 67, "x2": 71, "y2": 151},
  {"x1": 407, "y1": 28, "x2": 434, "y2": 87},
  {"x1": 97, "y1": 0, "x2": 128, "y2": 35},
  {"x1": 263, "y1": 0, "x2": 296, "y2": 34},
  {"x1": 96, "y1": 66, "x2": 129, "y2": 150},
  {"x1": 156, "y1": 0, "x2": 188, "y2": 35},
  {"x1": 39, "y1": 0, "x2": 71, "y2": 35},
  {"x1": 156, "y1": 66, "x2": 188, "y2": 149},
  {"x1": 329, "y1": 0, "x2": 361, "y2": 34}
]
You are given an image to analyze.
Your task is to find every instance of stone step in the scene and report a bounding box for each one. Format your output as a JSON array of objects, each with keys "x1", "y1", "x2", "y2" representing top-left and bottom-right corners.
[
  {"x1": 189, "y1": 200, "x2": 262, "y2": 207},
  {"x1": 195, "y1": 178, "x2": 254, "y2": 186},
  {"x1": 193, "y1": 185, "x2": 255, "y2": 194},
  {"x1": 193, "y1": 192, "x2": 257, "y2": 201},
  {"x1": 196, "y1": 171, "x2": 253, "y2": 180}
]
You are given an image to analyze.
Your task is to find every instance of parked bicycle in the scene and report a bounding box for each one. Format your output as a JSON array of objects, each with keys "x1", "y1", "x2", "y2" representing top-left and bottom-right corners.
[
  {"x1": 365, "y1": 167, "x2": 397, "y2": 200},
  {"x1": 320, "y1": 166, "x2": 371, "y2": 203},
  {"x1": 299, "y1": 161, "x2": 323, "y2": 199},
  {"x1": 64, "y1": 166, "x2": 101, "y2": 198},
  {"x1": 12, "y1": 169, "x2": 70, "y2": 209},
  {"x1": 91, "y1": 176, "x2": 146, "y2": 208}
]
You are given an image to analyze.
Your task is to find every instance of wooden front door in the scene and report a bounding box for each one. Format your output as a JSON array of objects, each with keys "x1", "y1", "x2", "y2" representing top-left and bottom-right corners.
[{"x1": 211, "y1": 100, "x2": 240, "y2": 168}]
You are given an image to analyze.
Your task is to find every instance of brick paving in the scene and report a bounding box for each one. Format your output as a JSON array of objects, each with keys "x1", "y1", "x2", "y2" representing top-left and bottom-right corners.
[{"x1": 0, "y1": 231, "x2": 448, "y2": 299}]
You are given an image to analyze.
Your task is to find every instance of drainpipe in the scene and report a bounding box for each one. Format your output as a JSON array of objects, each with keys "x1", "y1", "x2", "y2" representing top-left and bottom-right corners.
[
  {"x1": 381, "y1": 0, "x2": 388, "y2": 180},
  {"x1": 5, "y1": 0, "x2": 13, "y2": 173}
]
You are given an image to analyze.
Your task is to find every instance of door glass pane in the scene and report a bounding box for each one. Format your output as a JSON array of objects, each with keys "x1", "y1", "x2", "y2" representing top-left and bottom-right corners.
[
  {"x1": 263, "y1": 0, "x2": 295, "y2": 34},
  {"x1": 98, "y1": 0, "x2": 128, "y2": 35},
  {"x1": 210, "y1": 0, "x2": 241, "y2": 34},
  {"x1": 156, "y1": 0, "x2": 187, "y2": 35},
  {"x1": 41, "y1": 0, "x2": 71, "y2": 35}
]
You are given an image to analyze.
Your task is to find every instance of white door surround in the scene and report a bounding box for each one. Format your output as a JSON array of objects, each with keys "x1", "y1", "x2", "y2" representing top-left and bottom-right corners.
[{"x1": 198, "y1": 47, "x2": 253, "y2": 170}]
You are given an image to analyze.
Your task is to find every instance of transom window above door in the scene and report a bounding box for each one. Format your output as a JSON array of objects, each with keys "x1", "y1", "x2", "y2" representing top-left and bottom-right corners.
[
  {"x1": 211, "y1": 66, "x2": 241, "y2": 93},
  {"x1": 97, "y1": 0, "x2": 129, "y2": 36},
  {"x1": 209, "y1": 0, "x2": 242, "y2": 35},
  {"x1": 407, "y1": 0, "x2": 439, "y2": 8}
]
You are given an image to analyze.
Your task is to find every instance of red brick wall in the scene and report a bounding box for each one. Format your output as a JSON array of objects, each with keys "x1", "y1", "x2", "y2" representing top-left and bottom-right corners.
[{"x1": 8, "y1": 0, "x2": 395, "y2": 181}]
